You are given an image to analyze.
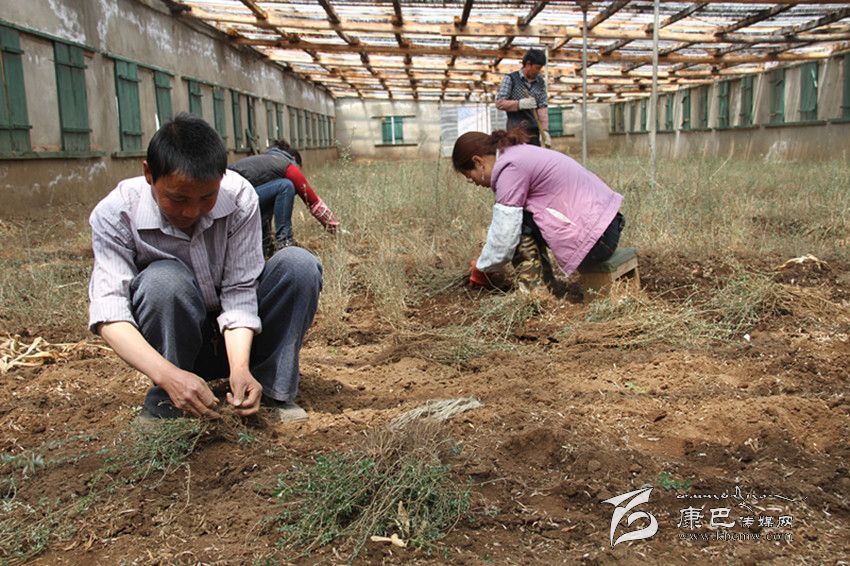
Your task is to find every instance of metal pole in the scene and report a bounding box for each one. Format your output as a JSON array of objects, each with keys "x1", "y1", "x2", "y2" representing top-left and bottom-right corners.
[
  {"x1": 650, "y1": 0, "x2": 659, "y2": 190},
  {"x1": 581, "y1": 6, "x2": 588, "y2": 166}
]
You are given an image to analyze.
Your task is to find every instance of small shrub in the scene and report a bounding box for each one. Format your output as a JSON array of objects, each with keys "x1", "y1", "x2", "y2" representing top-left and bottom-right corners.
[{"x1": 271, "y1": 423, "x2": 470, "y2": 562}]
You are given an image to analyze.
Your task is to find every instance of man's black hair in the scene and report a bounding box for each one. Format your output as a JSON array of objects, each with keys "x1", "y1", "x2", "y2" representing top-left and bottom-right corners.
[
  {"x1": 522, "y1": 48, "x2": 546, "y2": 67},
  {"x1": 146, "y1": 112, "x2": 227, "y2": 183},
  {"x1": 273, "y1": 139, "x2": 303, "y2": 167}
]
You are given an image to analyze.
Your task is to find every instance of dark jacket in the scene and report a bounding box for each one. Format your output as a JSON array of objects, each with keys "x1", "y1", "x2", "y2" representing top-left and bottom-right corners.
[{"x1": 228, "y1": 148, "x2": 296, "y2": 188}]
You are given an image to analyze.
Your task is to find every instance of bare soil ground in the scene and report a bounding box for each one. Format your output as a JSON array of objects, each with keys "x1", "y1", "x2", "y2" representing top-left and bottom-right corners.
[{"x1": 1, "y1": 215, "x2": 849, "y2": 566}]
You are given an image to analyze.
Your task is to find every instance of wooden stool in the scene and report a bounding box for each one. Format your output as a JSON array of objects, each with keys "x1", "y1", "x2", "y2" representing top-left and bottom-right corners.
[{"x1": 577, "y1": 247, "x2": 640, "y2": 298}]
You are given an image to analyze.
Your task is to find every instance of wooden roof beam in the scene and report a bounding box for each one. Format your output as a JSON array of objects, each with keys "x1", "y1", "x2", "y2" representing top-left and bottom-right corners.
[
  {"x1": 316, "y1": 0, "x2": 360, "y2": 45},
  {"x1": 589, "y1": 0, "x2": 630, "y2": 30},
  {"x1": 594, "y1": 1, "x2": 707, "y2": 66},
  {"x1": 238, "y1": 0, "x2": 267, "y2": 21},
  {"x1": 193, "y1": 7, "x2": 850, "y2": 45},
  {"x1": 551, "y1": 0, "x2": 631, "y2": 53},
  {"x1": 519, "y1": 0, "x2": 551, "y2": 27},
  {"x1": 246, "y1": 36, "x2": 844, "y2": 64},
  {"x1": 495, "y1": 0, "x2": 549, "y2": 66},
  {"x1": 457, "y1": 0, "x2": 475, "y2": 29},
  {"x1": 778, "y1": 6, "x2": 850, "y2": 35},
  {"x1": 391, "y1": 0, "x2": 409, "y2": 48},
  {"x1": 716, "y1": 3, "x2": 795, "y2": 34}
]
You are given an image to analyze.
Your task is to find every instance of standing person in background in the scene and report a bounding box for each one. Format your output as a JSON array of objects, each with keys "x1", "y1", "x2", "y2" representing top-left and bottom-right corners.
[
  {"x1": 229, "y1": 140, "x2": 339, "y2": 256},
  {"x1": 495, "y1": 48, "x2": 551, "y2": 148}
]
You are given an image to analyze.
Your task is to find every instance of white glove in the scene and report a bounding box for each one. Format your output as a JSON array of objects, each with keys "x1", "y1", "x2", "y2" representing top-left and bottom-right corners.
[
  {"x1": 540, "y1": 130, "x2": 552, "y2": 148},
  {"x1": 309, "y1": 198, "x2": 339, "y2": 233},
  {"x1": 518, "y1": 97, "x2": 537, "y2": 110}
]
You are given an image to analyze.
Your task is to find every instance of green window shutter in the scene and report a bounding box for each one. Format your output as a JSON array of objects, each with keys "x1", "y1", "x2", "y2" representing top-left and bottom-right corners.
[
  {"x1": 640, "y1": 99, "x2": 647, "y2": 132},
  {"x1": 315, "y1": 114, "x2": 321, "y2": 146},
  {"x1": 615, "y1": 103, "x2": 624, "y2": 133},
  {"x1": 289, "y1": 107, "x2": 297, "y2": 147},
  {"x1": 681, "y1": 90, "x2": 691, "y2": 130},
  {"x1": 213, "y1": 87, "x2": 226, "y2": 140},
  {"x1": 265, "y1": 100, "x2": 274, "y2": 144},
  {"x1": 842, "y1": 55, "x2": 850, "y2": 119},
  {"x1": 275, "y1": 104, "x2": 284, "y2": 142},
  {"x1": 114, "y1": 60, "x2": 142, "y2": 151},
  {"x1": 629, "y1": 102, "x2": 636, "y2": 132},
  {"x1": 843, "y1": 55, "x2": 850, "y2": 119},
  {"x1": 188, "y1": 80, "x2": 203, "y2": 117},
  {"x1": 306, "y1": 111, "x2": 313, "y2": 147},
  {"x1": 247, "y1": 98, "x2": 257, "y2": 149},
  {"x1": 800, "y1": 61, "x2": 818, "y2": 121},
  {"x1": 718, "y1": 81, "x2": 730, "y2": 128},
  {"x1": 316, "y1": 114, "x2": 325, "y2": 147},
  {"x1": 54, "y1": 42, "x2": 90, "y2": 152},
  {"x1": 393, "y1": 116, "x2": 403, "y2": 142},
  {"x1": 665, "y1": 95, "x2": 674, "y2": 130},
  {"x1": 739, "y1": 76, "x2": 754, "y2": 126},
  {"x1": 698, "y1": 85, "x2": 708, "y2": 128},
  {"x1": 655, "y1": 96, "x2": 662, "y2": 130},
  {"x1": 297, "y1": 109, "x2": 304, "y2": 148},
  {"x1": 231, "y1": 90, "x2": 242, "y2": 149},
  {"x1": 770, "y1": 68, "x2": 785, "y2": 124},
  {"x1": 0, "y1": 26, "x2": 31, "y2": 154},
  {"x1": 548, "y1": 106, "x2": 563, "y2": 136},
  {"x1": 610, "y1": 104, "x2": 616, "y2": 132},
  {"x1": 381, "y1": 117, "x2": 392, "y2": 143},
  {"x1": 154, "y1": 71, "x2": 172, "y2": 126}
]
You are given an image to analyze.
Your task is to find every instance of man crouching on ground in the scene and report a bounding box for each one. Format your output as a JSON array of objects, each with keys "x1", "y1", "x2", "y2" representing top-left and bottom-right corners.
[{"x1": 88, "y1": 113, "x2": 322, "y2": 423}]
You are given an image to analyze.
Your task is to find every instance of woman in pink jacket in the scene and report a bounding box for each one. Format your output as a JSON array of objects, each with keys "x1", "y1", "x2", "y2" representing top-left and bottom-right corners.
[{"x1": 452, "y1": 127, "x2": 624, "y2": 291}]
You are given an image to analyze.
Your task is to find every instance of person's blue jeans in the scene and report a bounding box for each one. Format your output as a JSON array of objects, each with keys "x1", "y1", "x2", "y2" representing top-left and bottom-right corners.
[
  {"x1": 129, "y1": 248, "x2": 323, "y2": 417},
  {"x1": 255, "y1": 178, "x2": 296, "y2": 245}
]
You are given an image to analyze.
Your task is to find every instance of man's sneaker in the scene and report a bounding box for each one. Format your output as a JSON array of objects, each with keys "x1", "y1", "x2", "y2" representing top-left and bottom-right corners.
[{"x1": 262, "y1": 395, "x2": 308, "y2": 423}]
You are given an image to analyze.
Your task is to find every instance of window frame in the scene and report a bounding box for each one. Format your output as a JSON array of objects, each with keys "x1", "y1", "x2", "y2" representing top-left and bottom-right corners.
[{"x1": 381, "y1": 115, "x2": 405, "y2": 144}]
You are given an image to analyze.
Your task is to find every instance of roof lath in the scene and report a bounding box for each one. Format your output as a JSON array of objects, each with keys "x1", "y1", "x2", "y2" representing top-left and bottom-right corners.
[{"x1": 167, "y1": 0, "x2": 850, "y2": 103}]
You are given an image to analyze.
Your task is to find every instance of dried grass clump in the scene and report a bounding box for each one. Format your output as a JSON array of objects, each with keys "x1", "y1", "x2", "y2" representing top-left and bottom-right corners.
[
  {"x1": 572, "y1": 267, "x2": 849, "y2": 349},
  {"x1": 271, "y1": 420, "x2": 471, "y2": 563}
]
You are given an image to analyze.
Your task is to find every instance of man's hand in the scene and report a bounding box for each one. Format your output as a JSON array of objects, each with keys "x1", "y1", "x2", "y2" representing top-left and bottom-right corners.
[
  {"x1": 227, "y1": 369, "x2": 263, "y2": 416},
  {"x1": 540, "y1": 130, "x2": 552, "y2": 148},
  {"x1": 518, "y1": 97, "x2": 537, "y2": 110},
  {"x1": 159, "y1": 368, "x2": 221, "y2": 418}
]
